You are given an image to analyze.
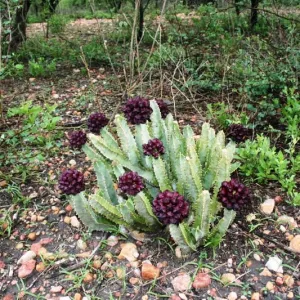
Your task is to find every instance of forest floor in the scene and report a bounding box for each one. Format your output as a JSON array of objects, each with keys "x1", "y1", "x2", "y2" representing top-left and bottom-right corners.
[{"x1": 0, "y1": 16, "x2": 300, "y2": 300}]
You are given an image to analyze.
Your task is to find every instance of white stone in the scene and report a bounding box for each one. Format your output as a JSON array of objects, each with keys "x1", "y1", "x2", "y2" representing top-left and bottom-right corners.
[
  {"x1": 76, "y1": 239, "x2": 87, "y2": 250},
  {"x1": 171, "y1": 274, "x2": 191, "y2": 292},
  {"x1": 253, "y1": 253, "x2": 261, "y2": 261},
  {"x1": 70, "y1": 216, "x2": 81, "y2": 228},
  {"x1": 290, "y1": 235, "x2": 300, "y2": 253},
  {"x1": 17, "y1": 251, "x2": 36, "y2": 265},
  {"x1": 107, "y1": 235, "x2": 119, "y2": 247},
  {"x1": 265, "y1": 256, "x2": 283, "y2": 273},
  {"x1": 260, "y1": 198, "x2": 275, "y2": 215},
  {"x1": 277, "y1": 215, "x2": 298, "y2": 230},
  {"x1": 227, "y1": 292, "x2": 238, "y2": 300}
]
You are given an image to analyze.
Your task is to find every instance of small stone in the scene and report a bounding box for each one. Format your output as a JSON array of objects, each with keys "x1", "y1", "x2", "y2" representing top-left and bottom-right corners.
[
  {"x1": 192, "y1": 272, "x2": 211, "y2": 289},
  {"x1": 279, "y1": 225, "x2": 286, "y2": 232},
  {"x1": 274, "y1": 195, "x2": 283, "y2": 204},
  {"x1": 107, "y1": 235, "x2": 119, "y2": 247},
  {"x1": 16, "y1": 243, "x2": 24, "y2": 250},
  {"x1": 28, "y1": 232, "x2": 37, "y2": 241},
  {"x1": 69, "y1": 159, "x2": 76, "y2": 166},
  {"x1": 246, "y1": 260, "x2": 252, "y2": 268},
  {"x1": 17, "y1": 251, "x2": 36, "y2": 265},
  {"x1": 171, "y1": 274, "x2": 191, "y2": 292},
  {"x1": 227, "y1": 258, "x2": 233, "y2": 268},
  {"x1": 65, "y1": 204, "x2": 73, "y2": 212},
  {"x1": 169, "y1": 295, "x2": 181, "y2": 300},
  {"x1": 175, "y1": 246, "x2": 182, "y2": 258},
  {"x1": 290, "y1": 235, "x2": 300, "y2": 253},
  {"x1": 36, "y1": 262, "x2": 46, "y2": 272},
  {"x1": 265, "y1": 256, "x2": 283, "y2": 273},
  {"x1": 18, "y1": 259, "x2": 36, "y2": 278},
  {"x1": 74, "y1": 293, "x2": 82, "y2": 300},
  {"x1": 287, "y1": 292, "x2": 294, "y2": 299},
  {"x1": 178, "y1": 293, "x2": 187, "y2": 300},
  {"x1": 266, "y1": 281, "x2": 274, "y2": 291},
  {"x1": 118, "y1": 243, "x2": 139, "y2": 262},
  {"x1": 260, "y1": 198, "x2": 275, "y2": 215},
  {"x1": 64, "y1": 216, "x2": 71, "y2": 224},
  {"x1": 253, "y1": 253, "x2": 261, "y2": 261},
  {"x1": 141, "y1": 262, "x2": 160, "y2": 280},
  {"x1": 50, "y1": 286, "x2": 63, "y2": 293},
  {"x1": 275, "y1": 277, "x2": 284, "y2": 286},
  {"x1": 283, "y1": 275, "x2": 294, "y2": 287},
  {"x1": 76, "y1": 239, "x2": 87, "y2": 250},
  {"x1": 251, "y1": 292, "x2": 260, "y2": 300},
  {"x1": 129, "y1": 277, "x2": 140, "y2": 285},
  {"x1": 227, "y1": 292, "x2": 238, "y2": 300},
  {"x1": 92, "y1": 260, "x2": 102, "y2": 269},
  {"x1": 277, "y1": 215, "x2": 297, "y2": 230},
  {"x1": 0, "y1": 180, "x2": 7, "y2": 187},
  {"x1": 70, "y1": 216, "x2": 81, "y2": 228},
  {"x1": 130, "y1": 230, "x2": 145, "y2": 241},
  {"x1": 83, "y1": 272, "x2": 93, "y2": 283},
  {"x1": 0, "y1": 260, "x2": 5, "y2": 269},
  {"x1": 142, "y1": 296, "x2": 148, "y2": 300},
  {"x1": 221, "y1": 273, "x2": 236, "y2": 285}
]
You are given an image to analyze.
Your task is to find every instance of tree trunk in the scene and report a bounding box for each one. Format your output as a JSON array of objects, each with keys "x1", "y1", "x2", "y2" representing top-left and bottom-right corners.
[
  {"x1": 49, "y1": 0, "x2": 59, "y2": 14},
  {"x1": 235, "y1": 0, "x2": 241, "y2": 16},
  {"x1": 250, "y1": 0, "x2": 260, "y2": 29},
  {"x1": 10, "y1": 0, "x2": 31, "y2": 52}
]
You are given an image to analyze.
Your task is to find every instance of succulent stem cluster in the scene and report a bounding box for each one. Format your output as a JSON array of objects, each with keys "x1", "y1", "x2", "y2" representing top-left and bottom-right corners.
[{"x1": 59, "y1": 98, "x2": 250, "y2": 254}]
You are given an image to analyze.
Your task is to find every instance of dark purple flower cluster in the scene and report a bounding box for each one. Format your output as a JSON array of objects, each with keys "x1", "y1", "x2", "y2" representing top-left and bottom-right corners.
[
  {"x1": 143, "y1": 138, "x2": 165, "y2": 158},
  {"x1": 87, "y1": 112, "x2": 109, "y2": 134},
  {"x1": 118, "y1": 171, "x2": 145, "y2": 196},
  {"x1": 59, "y1": 169, "x2": 85, "y2": 195},
  {"x1": 155, "y1": 99, "x2": 169, "y2": 119},
  {"x1": 122, "y1": 96, "x2": 153, "y2": 125},
  {"x1": 227, "y1": 124, "x2": 251, "y2": 143},
  {"x1": 218, "y1": 179, "x2": 250, "y2": 210},
  {"x1": 153, "y1": 190, "x2": 189, "y2": 225},
  {"x1": 68, "y1": 130, "x2": 87, "y2": 149}
]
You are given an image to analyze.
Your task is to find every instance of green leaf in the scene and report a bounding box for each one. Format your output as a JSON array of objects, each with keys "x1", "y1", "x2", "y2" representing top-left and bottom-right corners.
[
  {"x1": 71, "y1": 192, "x2": 116, "y2": 232},
  {"x1": 152, "y1": 157, "x2": 171, "y2": 191},
  {"x1": 94, "y1": 161, "x2": 119, "y2": 205}
]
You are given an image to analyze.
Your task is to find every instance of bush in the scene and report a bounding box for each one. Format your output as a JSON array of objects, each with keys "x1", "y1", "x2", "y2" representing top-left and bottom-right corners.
[
  {"x1": 61, "y1": 100, "x2": 247, "y2": 254},
  {"x1": 237, "y1": 135, "x2": 300, "y2": 205},
  {"x1": 48, "y1": 14, "x2": 70, "y2": 34}
]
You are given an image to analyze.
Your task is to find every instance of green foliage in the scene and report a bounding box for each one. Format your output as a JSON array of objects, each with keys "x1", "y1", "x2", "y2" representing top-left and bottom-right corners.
[
  {"x1": 206, "y1": 103, "x2": 249, "y2": 129},
  {"x1": 0, "y1": 102, "x2": 62, "y2": 176},
  {"x1": 280, "y1": 87, "x2": 300, "y2": 139},
  {"x1": 48, "y1": 14, "x2": 70, "y2": 34},
  {"x1": 28, "y1": 58, "x2": 57, "y2": 77},
  {"x1": 237, "y1": 135, "x2": 300, "y2": 205},
  {"x1": 71, "y1": 101, "x2": 238, "y2": 253}
]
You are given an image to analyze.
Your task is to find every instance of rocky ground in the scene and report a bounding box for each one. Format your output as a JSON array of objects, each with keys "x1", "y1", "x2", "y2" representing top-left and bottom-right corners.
[{"x1": 1, "y1": 18, "x2": 300, "y2": 300}]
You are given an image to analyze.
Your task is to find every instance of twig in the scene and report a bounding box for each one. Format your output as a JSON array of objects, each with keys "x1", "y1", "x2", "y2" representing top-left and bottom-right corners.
[
  {"x1": 237, "y1": 222, "x2": 300, "y2": 258},
  {"x1": 46, "y1": 233, "x2": 108, "y2": 279}
]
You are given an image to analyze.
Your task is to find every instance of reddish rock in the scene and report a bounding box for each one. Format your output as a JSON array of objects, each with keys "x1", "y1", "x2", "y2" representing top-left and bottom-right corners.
[
  {"x1": 142, "y1": 263, "x2": 160, "y2": 280},
  {"x1": 192, "y1": 272, "x2": 211, "y2": 289},
  {"x1": 169, "y1": 295, "x2": 181, "y2": 300},
  {"x1": 0, "y1": 260, "x2": 5, "y2": 269},
  {"x1": 18, "y1": 259, "x2": 36, "y2": 278},
  {"x1": 275, "y1": 277, "x2": 284, "y2": 286},
  {"x1": 3, "y1": 294, "x2": 14, "y2": 300}
]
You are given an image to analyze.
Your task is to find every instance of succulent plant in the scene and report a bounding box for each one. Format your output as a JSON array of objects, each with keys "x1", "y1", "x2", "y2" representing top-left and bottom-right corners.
[
  {"x1": 118, "y1": 171, "x2": 145, "y2": 196},
  {"x1": 218, "y1": 179, "x2": 250, "y2": 210},
  {"x1": 227, "y1": 124, "x2": 251, "y2": 143},
  {"x1": 153, "y1": 190, "x2": 190, "y2": 225},
  {"x1": 59, "y1": 169, "x2": 85, "y2": 195},
  {"x1": 122, "y1": 96, "x2": 153, "y2": 125},
  {"x1": 143, "y1": 138, "x2": 165, "y2": 158},
  {"x1": 68, "y1": 130, "x2": 87, "y2": 149},
  {"x1": 87, "y1": 112, "x2": 109, "y2": 134},
  {"x1": 155, "y1": 99, "x2": 169, "y2": 119}
]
